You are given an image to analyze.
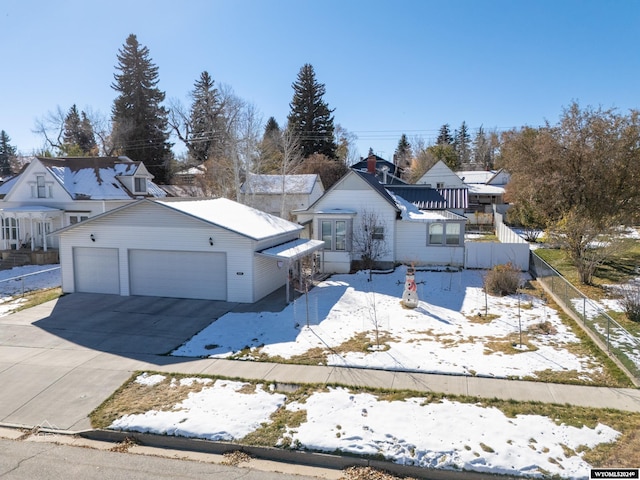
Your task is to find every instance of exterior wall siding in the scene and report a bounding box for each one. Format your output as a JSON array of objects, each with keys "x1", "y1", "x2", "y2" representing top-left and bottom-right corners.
[
  {"x1": 253, "y1": 254, "x2": 288, "y2": 302},
  {"x1": 395, "y1": 221, "x2": 465, "y2": 266}
]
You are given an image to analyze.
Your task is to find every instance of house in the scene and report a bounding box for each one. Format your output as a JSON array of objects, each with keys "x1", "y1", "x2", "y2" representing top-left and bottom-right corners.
[
  {"x1": 416, "y1": 160, "x2": 509, "y2": 225},
  {"x1": 239, "y1": 173, "x2": 324, "y2": 220},
  {"x1": 0, "y1": 156, "x2": 166, "y2": 255},
  {"x1": 295, "y1": 170, "x2": 466, "y2": 274},
  {"x1": 350, "y1": 153, "x2": 406, "y2": 185},
  {"x1": 54, "y1": 198, "x2": 324, "y2": 303}
]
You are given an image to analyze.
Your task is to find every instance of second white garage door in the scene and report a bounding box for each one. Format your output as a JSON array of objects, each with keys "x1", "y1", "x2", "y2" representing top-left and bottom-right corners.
[{"x1": 128, "y1": 250, "x2": 227, "y2": 300}]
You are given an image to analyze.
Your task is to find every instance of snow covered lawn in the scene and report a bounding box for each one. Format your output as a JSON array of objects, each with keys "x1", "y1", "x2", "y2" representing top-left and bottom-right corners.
[
  {"x1": 108, "y1": 373, "x2": 622, "y2": 479},
  {"x1": 173, "y1": 266, "x2": 605, "y2": 382},
  {"x1": 0, "y1": 264, "x2": 61, "y2": 316}
]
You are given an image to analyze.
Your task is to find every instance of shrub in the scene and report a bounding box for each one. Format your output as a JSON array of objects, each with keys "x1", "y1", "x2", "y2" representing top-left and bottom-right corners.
[
  {"x1": 619, "y1": 284, "x2": 640, "y2": 322},
  {"x1": 484, "y1": 263, "x2": 521, "y2": 296}
]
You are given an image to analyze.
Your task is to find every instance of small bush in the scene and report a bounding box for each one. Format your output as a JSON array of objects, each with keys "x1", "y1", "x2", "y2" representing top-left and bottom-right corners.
[
  {"x1": 619, "y1": 284, "x2": 640, "y2": 322},
  {"x1": 484, "y1": 263, "x2": 521, "y2": 296}
]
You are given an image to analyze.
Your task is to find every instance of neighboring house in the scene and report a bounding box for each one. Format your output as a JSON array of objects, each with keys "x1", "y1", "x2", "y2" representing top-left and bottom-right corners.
[
  {"x1": 239, "y1": 173, "x2": 324, "y2": 220},
  {"x1": 416, "y1": 161, "x2": 509, "y2": 216},
  {"x1": 350, "y1": 153, "x2": 406, "y2": 185},
  {"x1": 457, "y1": 168, "x2": 509, "y2": 212},
  {"x1": 0, "y1": 157, "x2": 166, "y2": 253},
  {"x1": 296, "y1": 170, "x2": 466, "y2": 274},
  {"x1": 172, "y1": 165, "x2": 206, "y2": 185},
  {"x1": 54, "y1": 198, "x2": 324, "y2": 303}
]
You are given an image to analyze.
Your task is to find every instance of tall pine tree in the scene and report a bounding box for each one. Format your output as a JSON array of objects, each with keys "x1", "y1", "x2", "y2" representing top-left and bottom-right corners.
[
  {"x1": 454, "y1": 121, "x2": 471, "y2": 166},
  {"x1": 0, "y1": 130, "x2": 16, "y2": 176},
  {"x1": 436, "y1": 124, "x2": 453, "y2": 145},
  {"x1": 63, "y1": 105, "x2": 97, "y2": 156},
  {"x1": 188, "y1": 71, "x2": 224, "y2": 164},
  {"x1": 287, "y1": 64, "x2": 337, "y2": 159},
  {"x1": 394, "y1": 133, "x2": 412, "y2": 176},
  {"x1": 111, "y1": 34, "x2": 172, "y2": 183}
]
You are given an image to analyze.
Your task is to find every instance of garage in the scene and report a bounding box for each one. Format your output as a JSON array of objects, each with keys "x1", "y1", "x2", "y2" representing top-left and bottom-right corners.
[
  {"x1": 128, "y1": 249, "x2": 227, "y2": 300},
  {"x1": 73, "y1": 247, "x2": 120, "y2": 294}
]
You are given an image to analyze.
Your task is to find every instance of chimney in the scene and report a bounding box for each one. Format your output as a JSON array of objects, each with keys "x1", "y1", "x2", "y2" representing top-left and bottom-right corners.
[{"x1": 367, "y1": 154, "x2": 376, "y2": 174}]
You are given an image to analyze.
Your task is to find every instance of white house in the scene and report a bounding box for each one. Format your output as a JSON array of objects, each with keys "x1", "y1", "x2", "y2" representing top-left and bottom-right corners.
[
  {"x1": 0, "y1": 156, "x2": 166, "y2": 253},
  {"x1": 239, "y1": 173, "x2": 324, "y2": 220},
  {"x1": 54, "y1": 198, "x2": 324, "y2": 303},
  {"x1": 295, "y1": 170, "x2": 466, "y2": 274}
]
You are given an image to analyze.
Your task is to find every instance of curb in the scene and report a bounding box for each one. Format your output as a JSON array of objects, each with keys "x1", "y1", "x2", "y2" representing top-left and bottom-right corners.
[{"x1": 79, "y1": 429, "x2": 516, "y2": 480}]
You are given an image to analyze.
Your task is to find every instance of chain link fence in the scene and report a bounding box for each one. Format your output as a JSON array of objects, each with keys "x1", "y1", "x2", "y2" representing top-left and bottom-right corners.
[{"x1": 530, "y1": 252, "x2": 640, "y2": 384}]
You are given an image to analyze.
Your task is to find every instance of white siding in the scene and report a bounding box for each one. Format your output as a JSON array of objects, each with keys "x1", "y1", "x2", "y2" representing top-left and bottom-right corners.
[
  {"x1": 416, "y1": 161, "x2": 466, "y2": 188},
  {"x1": 253, "y1": 254, "x2": 287, "y2": 302},
  {"x1": 313, "y1": 188, "x2": 397, "y2": 264},
  {"x1": 395, "y1": 221, "x2": 465, "y2": 266}
]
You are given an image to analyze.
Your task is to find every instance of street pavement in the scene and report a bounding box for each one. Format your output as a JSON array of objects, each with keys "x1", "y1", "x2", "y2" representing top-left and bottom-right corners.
[{"x1": 1, "y1": 291, "x2": 640, "y2": 435}]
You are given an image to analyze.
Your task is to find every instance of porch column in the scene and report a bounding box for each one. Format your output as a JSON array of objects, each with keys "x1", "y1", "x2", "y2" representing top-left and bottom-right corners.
[
  {"x1": 0, "y1": 214, "x2": 6, "y2": 250},
  {"x1": 42, "y1": 218, "x2": 48, "y2": 252},
  {"x1": 30, "y1": 217, "x2": 35, "y2": 251}
]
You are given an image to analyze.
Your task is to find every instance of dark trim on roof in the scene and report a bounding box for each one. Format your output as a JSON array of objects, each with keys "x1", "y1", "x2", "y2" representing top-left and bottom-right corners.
[{"x1": 351, "y1": 170, "x2": 400, "y2": 212}]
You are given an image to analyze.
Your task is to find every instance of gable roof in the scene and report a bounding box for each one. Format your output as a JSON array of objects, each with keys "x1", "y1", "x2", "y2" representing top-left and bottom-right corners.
[
  {"x1": 39, "y1": 157, "x2": 166, "y2": 199},
  {"x1": 351, "y1": 170, "x2": 401, "y2": 211},
  {"x1": 1, "y1": 156, "x2": 167, "y2": 201},
  {"x1": 55, "y1": 197, "x2": 302, "y2": 241},
  {"x1": 240, "y1": 173, "x2": 322, "y2": 195}
]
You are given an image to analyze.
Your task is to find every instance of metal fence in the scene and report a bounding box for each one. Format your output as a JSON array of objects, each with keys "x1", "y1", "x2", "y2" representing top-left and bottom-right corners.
[
  {"x1": 0, "y1": 267, "x2": 61, "y2": 297},
  {"x1": 530, "y1": 252, "x2": 640, "y2": 384}
]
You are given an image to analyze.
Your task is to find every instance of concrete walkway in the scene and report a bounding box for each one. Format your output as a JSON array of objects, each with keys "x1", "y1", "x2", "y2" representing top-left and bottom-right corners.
[{"x1": 1, "y1": 293, "x2": 639, "y2": 434}]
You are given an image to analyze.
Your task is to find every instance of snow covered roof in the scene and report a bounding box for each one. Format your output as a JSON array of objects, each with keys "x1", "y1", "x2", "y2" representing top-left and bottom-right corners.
[
  {"x1": 258, "y1": 238, "x2": 325, "y2": 261},
  {"x1": 157, "y1": 198, "x2": 302, "y2": 240},
  {"x1": 37, "y1": 157, "x2": 166, "y2": 200},
  {"x1": 467, "y1": 184, "x2": 505, "y2": 195},
  {"x1": 240, "y1": 173, "x2": 322, "y2": 195},
  {"x1": 388, "y1": 190, "x2": 466, "y2": 222}
]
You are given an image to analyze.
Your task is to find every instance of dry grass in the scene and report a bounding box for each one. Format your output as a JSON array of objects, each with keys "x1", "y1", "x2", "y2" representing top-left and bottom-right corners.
[
  {"x1": 221, "y1": 450, "x2": 252, "y2": 466},
  {"x1": 11, "y1": 287, "x2": 63, "y2": 312},
  {"x1": 90, "y1": 372, "x2": 212, "y2": 429},
  {"x1": 94, "y1": 373, "x2": 640, "y2": 470}
]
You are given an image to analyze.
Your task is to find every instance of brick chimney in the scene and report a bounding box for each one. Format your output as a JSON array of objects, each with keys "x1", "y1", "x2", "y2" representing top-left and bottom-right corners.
[{"x1": 367, "y1": 153, "x2": 376, "y2": 174}]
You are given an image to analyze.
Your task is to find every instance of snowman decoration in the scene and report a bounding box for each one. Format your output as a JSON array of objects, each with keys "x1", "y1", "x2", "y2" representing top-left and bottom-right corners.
[{"x1": 401, "y1": 265, "x2": 419, "y2": 309}]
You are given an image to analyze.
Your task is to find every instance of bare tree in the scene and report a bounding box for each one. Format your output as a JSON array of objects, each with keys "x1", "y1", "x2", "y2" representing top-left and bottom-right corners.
[
  {"x1": 279, "y1": 124, "x2": 303, "y2": 218},
  {"x1": 33, "y1": 106, "x2": 66, "y2": 154},
  {"x1": 352, "y1": 210, "x2": 390, "y2": 281}
]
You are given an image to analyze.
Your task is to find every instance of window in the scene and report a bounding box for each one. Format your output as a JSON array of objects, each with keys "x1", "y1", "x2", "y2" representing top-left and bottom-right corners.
[
  {"x1": 37, "y1": 175, "x2": 46, "y2": 198},
  {"x1": 428, "y1": 222, "x2": 461, "y2": 246},
  {"x1": 320, "y1": 219, "x2": 350, "y2": 251},
  {"x1": 69, "y1": 215, "x2": 89, "y2": 225},
  {"x1": 134, "y1": 177, "x2": 147, "y2": 193},
  {"x1": 436, "y1": 182, "x2": 444, "y2": 189},
  {"x1": 372, "y1": 226, "x2": 384, "y2": 240}
]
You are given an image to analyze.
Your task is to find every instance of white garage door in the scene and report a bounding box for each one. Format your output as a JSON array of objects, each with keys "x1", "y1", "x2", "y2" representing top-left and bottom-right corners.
[
  {"x1": 128, "y1": 250, "x2": 227, "y2": 300},
  {"x1": 73, "y1": 247, "x2": 120, "y2": 294}
]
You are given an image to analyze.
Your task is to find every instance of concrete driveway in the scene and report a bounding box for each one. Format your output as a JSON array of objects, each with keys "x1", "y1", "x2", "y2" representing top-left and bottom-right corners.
[{"x1": 0, "y1": 293, "x2": 241, "y2": 431}]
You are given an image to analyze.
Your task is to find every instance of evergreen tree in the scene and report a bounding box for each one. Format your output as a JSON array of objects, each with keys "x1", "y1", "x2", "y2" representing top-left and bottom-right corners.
[
  {"x1": 0, "y1": 130, "x2": 16, "y2": 176},
  {"x1": 111, "y1": 34, "x2": 172, "y2": 183},
  {"x1": 287, "y1": 64, "x2": 337, "y2": 159},
  {"x1": 436, "y1": 124, "x2": 453, "y2": 145},
  {"x1": 472, "y1": 125, "x2": 492, "y2": 168},
  {"x1": 188, "y1": 71, "x2": 223, "y2": 164},
  {"x1": 63, "y1": 105, "x2": 97, "y2": 156},
  {"x1": 257, "y1": 116, "x2": 283, "y2": 173},
  {"x1": 454, "y1": 121, "x2": 471, "y2": 165},
  {"x1": 394, "y1": 133, "x2": 412, "y2": 176}
]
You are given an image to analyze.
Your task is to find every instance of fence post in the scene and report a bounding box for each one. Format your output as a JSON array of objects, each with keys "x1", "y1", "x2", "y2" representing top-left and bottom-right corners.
[
  {"x1": 583, "y1": 297, "x2": 586, "y2": 324},
  {"x1": 607, "y1": 316, "x2": 610, "y2": 352}
]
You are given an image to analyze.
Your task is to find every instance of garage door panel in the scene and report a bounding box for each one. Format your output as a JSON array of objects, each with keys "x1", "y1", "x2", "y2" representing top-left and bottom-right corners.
[
  {"x1": 73, "y1": 247, "x2": 120, "y2": 294},
  {"x1": 129, "y1": 250, "x2": 226, "y2": 300}
]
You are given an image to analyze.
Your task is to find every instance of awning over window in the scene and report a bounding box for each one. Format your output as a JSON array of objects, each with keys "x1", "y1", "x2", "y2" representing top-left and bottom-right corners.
[{"x1": 257, "y1": 238, "x2": 324, "y2": 262}]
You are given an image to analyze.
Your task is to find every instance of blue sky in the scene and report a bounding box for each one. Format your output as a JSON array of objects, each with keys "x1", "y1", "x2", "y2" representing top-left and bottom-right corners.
[{"x1": 1, "y1": 0, "x2": 638, "y2": 161}]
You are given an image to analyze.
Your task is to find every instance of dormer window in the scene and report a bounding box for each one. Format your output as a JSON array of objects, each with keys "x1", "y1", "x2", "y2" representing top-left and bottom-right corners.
[
  {"x1": 134, "y1": 177, "x2": 147, "y2": 194},
  {"x1": 37, "y1": 175, "x2": 47, "y2": 198}
]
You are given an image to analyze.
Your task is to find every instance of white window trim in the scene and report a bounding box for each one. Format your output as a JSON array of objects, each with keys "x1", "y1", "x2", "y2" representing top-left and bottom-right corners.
[{"x1": 428, "y1": 222, "x2": 461, "y2": 246}]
